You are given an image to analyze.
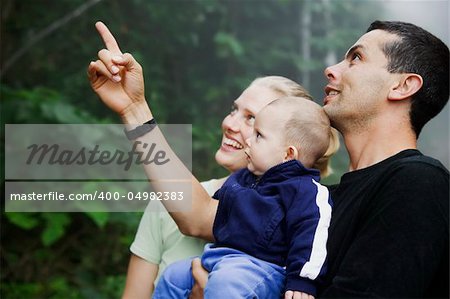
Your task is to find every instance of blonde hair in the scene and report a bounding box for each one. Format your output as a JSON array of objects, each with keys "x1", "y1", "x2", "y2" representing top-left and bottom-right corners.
[
  {"x1": 312, "y1": 128, "x2": 339, "y2": 178},
  {"x1": 251, "y1": 76, "x2": 339, "y2": 177},
  {"x1": 250, "y1": 76, "x2": 313, "y2": 100}
]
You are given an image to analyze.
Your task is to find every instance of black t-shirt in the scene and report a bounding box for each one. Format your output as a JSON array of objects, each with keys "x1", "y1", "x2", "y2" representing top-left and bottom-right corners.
[{"x1": 320, "y1": 150, "x2": 449, "y2": 298}]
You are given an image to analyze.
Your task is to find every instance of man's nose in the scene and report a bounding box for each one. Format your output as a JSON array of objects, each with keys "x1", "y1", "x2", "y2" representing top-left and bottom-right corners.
[{"x1": 324, "y1": 61, "x2": 343, "y2": 81}]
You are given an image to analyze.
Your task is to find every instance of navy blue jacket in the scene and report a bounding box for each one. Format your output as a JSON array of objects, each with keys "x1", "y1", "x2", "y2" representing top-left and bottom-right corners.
[{"x1": 212, "y1": 160, "x2": 332, "y2": 295}]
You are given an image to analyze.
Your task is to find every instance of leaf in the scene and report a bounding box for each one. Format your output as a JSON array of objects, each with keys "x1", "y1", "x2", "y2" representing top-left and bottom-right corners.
[
  {"x1": 85, "y1": 212, "x2": 109, "y2": 228},
  {"x1": 5, "y1": 213, "x2": 39, "y2": 230},
  {"x1": 214, "y1": 32, "x2": 244, "y2": 58},
  {"x1": 41, "y1": 213, "x2": 71, "y2": 246}
]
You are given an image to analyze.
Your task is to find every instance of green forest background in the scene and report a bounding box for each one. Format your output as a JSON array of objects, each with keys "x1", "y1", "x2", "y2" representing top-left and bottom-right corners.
[{"x1": 1, "y1": 0, "x2": 448, "y2": 298}]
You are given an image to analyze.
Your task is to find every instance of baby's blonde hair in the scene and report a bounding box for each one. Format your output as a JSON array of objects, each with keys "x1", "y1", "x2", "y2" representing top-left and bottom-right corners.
[{"x1": 250, "y1": 76, "x2": 339, "y2": 177}]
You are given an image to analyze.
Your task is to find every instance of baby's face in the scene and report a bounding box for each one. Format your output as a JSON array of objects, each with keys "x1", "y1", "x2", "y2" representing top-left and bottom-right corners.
[{"x1": 244, "y1": 105, "x2": 287, "y2": 176}]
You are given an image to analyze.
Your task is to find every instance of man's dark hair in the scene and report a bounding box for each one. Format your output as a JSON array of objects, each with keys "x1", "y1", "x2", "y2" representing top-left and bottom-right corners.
[{"x1": 367, "y1": 20, "x2": 449, "y2": 137}]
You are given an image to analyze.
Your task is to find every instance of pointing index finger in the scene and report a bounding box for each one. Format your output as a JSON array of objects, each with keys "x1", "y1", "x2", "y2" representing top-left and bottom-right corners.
[{"x1": 95, "y1": 21, "x2": 122, "y2": 55}]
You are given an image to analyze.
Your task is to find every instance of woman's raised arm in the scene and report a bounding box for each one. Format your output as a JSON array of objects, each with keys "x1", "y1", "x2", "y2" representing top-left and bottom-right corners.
[{"x1": 87, "y1": 21, "x2": 216, "y2": 240}]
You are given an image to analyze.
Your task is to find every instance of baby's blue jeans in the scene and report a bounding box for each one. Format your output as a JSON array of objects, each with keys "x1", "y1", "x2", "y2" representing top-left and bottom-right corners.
[{"x1": 153, "y1": 243, "x2": 285, "y2": 299}]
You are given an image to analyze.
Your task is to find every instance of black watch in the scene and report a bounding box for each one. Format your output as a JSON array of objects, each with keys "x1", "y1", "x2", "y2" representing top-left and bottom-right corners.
[{"x1": 124, "y1": 119, "x2": 157, "y2": 140}]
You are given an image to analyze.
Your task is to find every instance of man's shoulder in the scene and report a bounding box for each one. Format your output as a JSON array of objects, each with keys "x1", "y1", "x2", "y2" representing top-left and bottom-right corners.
[
  {"x1": 391, "y1": 151, "x2": 449, "y2": 177},
  {"x1": 331, "y1": 150, "x2": 448, "y2": 199}
]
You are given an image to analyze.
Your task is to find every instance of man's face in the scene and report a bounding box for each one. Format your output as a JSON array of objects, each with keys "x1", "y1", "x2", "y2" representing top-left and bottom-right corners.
[{"x1": 323, "y1": 29, "x2": 399, "y2": 132}]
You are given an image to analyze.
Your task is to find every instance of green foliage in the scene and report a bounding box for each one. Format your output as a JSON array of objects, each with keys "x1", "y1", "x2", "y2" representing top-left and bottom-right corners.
[
  {"x1": 85, "y1": 212, "x2": 110, "y2": 228},
  {"x1": 1, "y1": 85, "x2": 100, "y2": 124},
  {"x1": 214, "y1": 32, "x2": 244, "y2": 58},
  {"x1": 5, "y1": 213, "x2": 39, "y2": 230},
  {"x1": 41, "y1": 213, "x2": 71, "y2": 246}
]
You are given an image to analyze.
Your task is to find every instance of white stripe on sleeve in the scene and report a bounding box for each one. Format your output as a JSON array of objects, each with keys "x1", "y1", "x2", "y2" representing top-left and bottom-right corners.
[{"x1": 299, "y1": 179, "x2": 332, "y2": 280}]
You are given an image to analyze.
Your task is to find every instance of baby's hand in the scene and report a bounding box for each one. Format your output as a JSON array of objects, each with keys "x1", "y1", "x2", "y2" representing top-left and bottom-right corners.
[{"x1": 284, "y1": 290, "x2": 315, "y2": 299}]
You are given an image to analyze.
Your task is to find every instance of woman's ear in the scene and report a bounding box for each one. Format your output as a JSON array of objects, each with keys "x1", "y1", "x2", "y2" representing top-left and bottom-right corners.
[
  {"x1": 388, "y1": 73, "x2": 423, "y2": 101},
  {"x1": 284, "y1": 145, "x2": 299, "y2": 162}
]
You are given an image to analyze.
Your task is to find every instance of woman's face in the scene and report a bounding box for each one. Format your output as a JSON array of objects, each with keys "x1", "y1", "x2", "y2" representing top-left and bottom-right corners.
[{"x1": 215, "y1": 84, "x2": 282, "y2": 172}]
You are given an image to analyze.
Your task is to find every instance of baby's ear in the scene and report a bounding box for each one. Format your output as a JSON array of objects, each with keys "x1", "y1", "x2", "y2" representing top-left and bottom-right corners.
[
  {"x1": 388, "y1": 73, "x2": 423, "y2": 101},
  {"x1": 284, "y1": 145, "x2": 299, "y2": 162}
]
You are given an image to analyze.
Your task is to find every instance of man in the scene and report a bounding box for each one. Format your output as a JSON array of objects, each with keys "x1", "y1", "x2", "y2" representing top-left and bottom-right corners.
[{"x1": 318, "y1": 20, "x2": 449, "y2": 298}]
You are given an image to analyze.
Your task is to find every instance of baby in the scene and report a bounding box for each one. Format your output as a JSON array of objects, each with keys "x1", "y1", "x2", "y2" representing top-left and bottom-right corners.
[{"x1": 153, "y1": 96, "x2": 333, "y2": 299}]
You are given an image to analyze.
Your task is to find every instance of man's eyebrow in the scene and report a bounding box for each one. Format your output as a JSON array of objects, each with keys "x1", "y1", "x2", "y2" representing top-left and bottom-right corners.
[{"x1": 345, "y1": 44, "x2": 365, "y2": 60}]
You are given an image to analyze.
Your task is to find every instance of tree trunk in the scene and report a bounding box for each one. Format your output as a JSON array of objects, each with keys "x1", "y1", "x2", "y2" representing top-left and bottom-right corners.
[{"x1": 300, "y1": 1, "x2": 311, "y2": 88}]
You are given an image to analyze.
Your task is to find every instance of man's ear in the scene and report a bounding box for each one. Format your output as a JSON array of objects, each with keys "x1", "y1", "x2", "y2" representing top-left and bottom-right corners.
[
  {"x1": 284, "y1": 145, "x2": 299, "y2": 162},
  {"x1": 388, "y1": 73, "x2": 423, "y2": 101}
]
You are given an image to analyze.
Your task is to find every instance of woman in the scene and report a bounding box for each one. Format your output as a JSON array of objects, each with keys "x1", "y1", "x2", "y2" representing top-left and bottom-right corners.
[{"x1": 87, "y1": 22, "x2": 339, "y2": 298}]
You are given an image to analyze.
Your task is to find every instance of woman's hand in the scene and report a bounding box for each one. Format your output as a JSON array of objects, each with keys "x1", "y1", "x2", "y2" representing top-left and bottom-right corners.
[
  {"x1": 88, "y1": 21, "x2": 150, "y2": 123},
  {"x1": 189, "y1": 258, "x2": 208, "y2": 299}
]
